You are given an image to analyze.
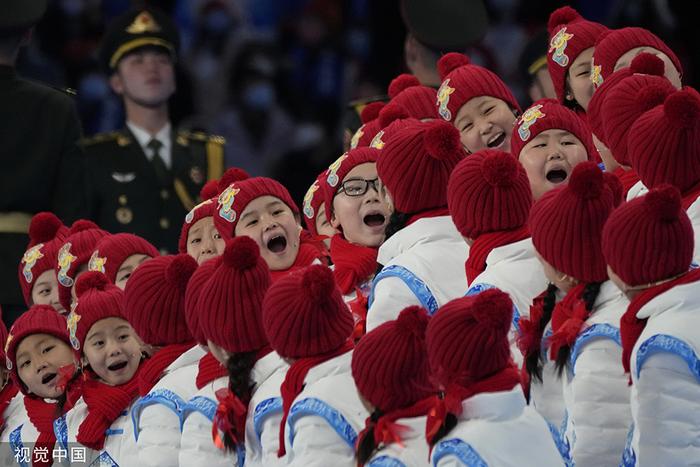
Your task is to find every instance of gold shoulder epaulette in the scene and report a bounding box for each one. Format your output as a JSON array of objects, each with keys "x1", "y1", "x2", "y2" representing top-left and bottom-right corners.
[
  {"x1": 81, "y1": 131, "x2": 132, "y2": 147},
  {"x1": 177, "y1": 130, "x2": 226, "y2": 146}
]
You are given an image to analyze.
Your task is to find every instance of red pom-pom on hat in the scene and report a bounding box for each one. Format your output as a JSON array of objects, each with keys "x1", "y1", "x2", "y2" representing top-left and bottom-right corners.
[
  {"x1": 630, "y1": 52, "x2": 665, "y2": 76},
  {"x1": 303, "y1": 264, "x2": 337, "y2": 304},
  {"x1": 437, "y1": 52, "x2": 470, "y2": 80},
  {"x1": 378, "y1": 103, "x2": 410, "y2": 128},
  {"x1": 388, "y1": 74, "x2": 421, "y2": 99},
  {"x1": 360, "y1": 101, "x2": 385, "y2": 124},
  {"x1": 568, "y1": 161, "x2": 604, "y2": 199},
  {"x1": 470, "y1": 289, "x2": 513, "y2": 336},
  {"x1": 165, "y1": 254, "x2": 198, "y2": 290},
  {"x1": 75, "y1": 271, "x2": 111, "y2": 298},
  {"x1": 28, "y1": 212, "x2": 64, "y2": 244},
  {"x1": 217, "y1": 167, "x2": 250, "y2": 192},
  {"x1": 547, "y1": 6, "x2": 582, "y2": 34},
  {"x1": 637, "y1": 83, "x2": 675, "y2": 113},
  {"x1": 481, "y1": 151, "x2": 519, "y2": 187},
  {"x1": 644, "y1": 184, "x2": 683, "y2": 222},
  {"x1": 423, "y1": 120, "x2": 461, "y2": 160},
  {"x1": 199, "y1": 180, "x2": 219, "y2": 200},
  {"x1": 70, "y1": 219, "x2": 100, "y2": 234},
  {"x1": 664, "y1": 88, "x2": 700, "y2": 129},
  {"x1": 394, "y1": 305, "x2": 430, "y2": 338},
  {"x1": 222, "y1": 236, "x2": 260, "y2": 270}
]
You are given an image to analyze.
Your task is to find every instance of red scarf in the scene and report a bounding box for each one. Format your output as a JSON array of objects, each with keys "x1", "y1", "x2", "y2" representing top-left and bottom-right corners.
[
  {"x1": 548, "y1": 283, "x2": 589, "y2": 360},
  {"x1": 425, "y1": 365, "x2": 521, "y2": 445},
  {"x1": 330, "y1": 235, "x2": 378, "y2": 295},
  {"x1": 211, "y1": 346, "x2": 273, "y2": 449},
  {"x1": 196, "y1": 352, "x2": 228, "y2": 389},
  {"x1": 138, "y1": 342, "x2": 194, "y2": 396},
  {"x1": 681, "y1": 180, "x2": 700, "y2": 210},
  {"x1": 0, "y1": 382, "x2": 18, "y2": 431},
  {"x1": 348, "y1": 288, "x2": 369, "y2": 342},
  {"x1": 516, "y1": 289, "x2": 548, "y2": 359},
  {"x1": 24, "y1": 379, "x2": 81, "y2": 467},
  {"x1": 356, "y1": 396, "x2": 437, "y2": 466},
  {"x1": 77, "y1": 366, "x2": 142, "y2": 450},
  {"x1": 277, "y1": 340, "x2": 354, "y2": 457},
  {"x1": 406, "y1": 207, "x2": 450, "y2": 227},
  {"x1": 611, "y1": 167, "x2": 641, "y2": 197},
  {"x1": 270, "y1": 235, "x2": 326, "y2": 283},
  {"x1": 621, "y1": 268, "x2": 700, "y2": 374},
  {"x1": 465, "y1": 226, "x2": 530, "y2": 286}
]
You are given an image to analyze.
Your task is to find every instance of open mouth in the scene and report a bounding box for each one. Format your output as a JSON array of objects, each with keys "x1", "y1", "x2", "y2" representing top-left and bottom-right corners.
[
  {"x1": 41, "y1": 373, "x2": 57, "y2": 385},
  {"x1": 545, "y1": 168, "x2": 568, "y2": 184},
  {"x1": 363, "y1": 213, "x2": 386, "y2": 227},
  {"x1": 487, "y1": 132, "x2": 506, "y2": 149},
  {"x1": 107, "y1": 361, "x2": 128, "y2": 372},
  {"x1": 266, "y1": 235, "x2": 288, "y2": 254}
]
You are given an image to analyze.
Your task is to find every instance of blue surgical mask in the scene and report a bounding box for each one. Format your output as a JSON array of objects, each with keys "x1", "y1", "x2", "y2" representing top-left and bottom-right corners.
[{"x1": 242, "y1": 82, "x2": 275, "y2": 111}]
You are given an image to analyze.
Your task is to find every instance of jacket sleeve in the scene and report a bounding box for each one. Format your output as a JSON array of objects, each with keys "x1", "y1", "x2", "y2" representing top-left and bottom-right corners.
[
  {"x1": 286, "y1": 415, "x2": 357, "y2": 467},
  {"x1": 135, "y1": 402, "x2": 184, "y2": 467},
  {"x1": 179, "y1": 407, "x2": 238, "y2": 467},
  {"x1": 366, "y1": 276, "x2": 422, "y2": 332},
  {"x1": 564, "y1": 338, "x2": 631, "y2": 466},
  {"x1": 243, "y1": 407, "x2": 285, "y2": 467},
  {"x1": 633, "y1": 350, "x2": 700, "y2": 466}
]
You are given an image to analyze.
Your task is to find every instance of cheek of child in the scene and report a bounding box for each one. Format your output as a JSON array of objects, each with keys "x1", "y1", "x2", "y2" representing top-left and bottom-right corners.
[
  {"x1": 16, "y1": 335, "x2": 77, "y2": 399},
  {"x1": 331, "y1": 195, "x2": 390, "y2": 248}
]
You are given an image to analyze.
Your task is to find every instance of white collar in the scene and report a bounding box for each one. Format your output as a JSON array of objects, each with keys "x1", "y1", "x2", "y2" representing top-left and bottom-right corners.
[
  {"x1": 378, "y1": 216, "x2": 464, "y2": 265},
  {"x1": 457, "y1": 386, "x2": 526, "y2": 422},
  {"x1": 251, "y1": 351, "x2": 288, "y2": 386},
  {"x1": 636, "y1": 279, "x2": 700, "y2": 320},
  {"x1": 126, "y1": 121, "x2": 172, "y2": 168},
  {"x1": 486, "y1": 237, "x2": 535, "y2": 266},
  {"x1": 303, "y1": 350, "x2": 353, "y2": 386}
]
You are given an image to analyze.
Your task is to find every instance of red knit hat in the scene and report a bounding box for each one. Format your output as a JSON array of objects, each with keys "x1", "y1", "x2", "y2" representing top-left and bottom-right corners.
[
  {"x1": 351, "y1": 102, "x2": 385, "y2": 149},
  {"x1": 263, "y1": 264, "x2": 353, "y2": 359},
  {"x1": 387, "y1": 74, "x2": 438, "y2": 121},
  {"x1": 603, "y1": 185, "x2": 693, "y2": 286},
  {"x1": 377, "y1": 120, "x2": 464, "y2": 214},
  {"x1": 321, "y1": 147, "x2": 380, "y2": 219},
  {"x1": 198, "y1": 237, "x2": 271, "y2": 353},
  {"x1": 5, "y1": 305, "x2": 71, "y2": 393},
  {"x1": 214, "y1": 177, "x2": 299, "y2": 240},
  {"x1": 593, "y1": 27, "x2": 682, "y2": 83},
  {"x1": 69, "y1": 272, "x2": 125, "y2": 352},
  {"x1": 601, "y1": 54, "x2": 676, "y2": 166},
  {"x1": 626, "y1": 87, "x2": 700, "y2": 193},
  {"x1": 351, "y1": 306, "x2": 435, "y2": 412},
  {"x1": 88, "y1": 233, "x2": 159, "y2": 284},
  {"x1": 56, "y1": 220, "x2": 110, "y2": 311},
  {"x1": 511, "y1": 99, "x2": 596, "y2": 161},
  {"x1": 369, "y1": 104, "x2": 420, "y2": 150},
  {"x1": 184, "y1": 257, "x2": 220, "y2": 346},
  {"x1": 529, "y1": 161, "x2": 621, "y2": 282},
  {"x1": 18, "y1": 212, "x2": 69, "y2": 306},
  {"x1": 426, "y1": 289, "x2": 513, "y2": 386},
  {"x1": 302, "y1": 172, "x2": 327, "y2": 236},
  {"x1": 546, "y1": 7, "x2": 608, "y2": 104},
  {"x1": 436, "y1": 53, "x2": 520, "y2": 123},
  {"x1": 587, "y1": 63, "x2": 638, "y2": 144},
  {"x1": 447, "y1": 149, "x2": 532, "y2": 239},
  {"x1": 123, "y1": 254, "x2": 197, "y2": 346}
]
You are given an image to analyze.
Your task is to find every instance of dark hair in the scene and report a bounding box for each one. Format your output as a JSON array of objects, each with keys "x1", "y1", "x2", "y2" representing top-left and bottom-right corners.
[
  {"x1": 384, "y1": 210, "x2": 410, "y2": 241},
  {"x1": 524, "y1": 283, "x2": 559, "y2": 383},
  {"x1": 428, "y1": 411, "x2": 459, "y2": 447},
  {"x1": 553, "y1": 281, "x2": 603, "y2": 376},
  {"x1": 563, "y1": 77, "x2": 585, "y2": 113},
  {"x1": 222, "y1": 351, "x2": 257, "y2": 452},
  {"x1": 355, "y1": 409, "x2": 383, "y2": 466}
]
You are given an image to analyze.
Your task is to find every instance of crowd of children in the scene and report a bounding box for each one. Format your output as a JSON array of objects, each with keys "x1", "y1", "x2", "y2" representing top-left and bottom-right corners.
[{"x1": 1, "y1": 5, "x2": 698, "y2": 466}]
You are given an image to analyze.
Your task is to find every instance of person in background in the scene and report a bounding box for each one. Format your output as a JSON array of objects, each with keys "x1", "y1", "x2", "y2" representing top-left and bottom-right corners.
[{"x1": 518, "y1": 30, "x2": 557, "y2": 106}]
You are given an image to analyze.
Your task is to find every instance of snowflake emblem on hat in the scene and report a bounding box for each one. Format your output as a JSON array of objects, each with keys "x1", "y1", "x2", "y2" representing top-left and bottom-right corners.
[
  {"x1": 549, "y1": 27, "x2": 574, "y2": 67},
  {"x1": 518, "y1": 104, "x2": 546, "y2": 141},
  {"x1": 57, "y1": 243, "x2": 77, "y2": 287},
  {"x1": 326, "y1": 154, "x2": 349, "y2": 187},
  {"x1": 217, "y1": 184, "x2": 241, "y2": 223},
  {"x1": 5, "y1": 334, "x2": 13, "y2": 370},
  {"x1": 303, "y1": 181, "x2": 320, "y2": 219},
  {"x1": 437, "y1": 79, "x2": 456, "y2": 121},
  {"x1": 370, "y1": 131, "x2": 385, "y2": 150},
  {"x1": 66, "y1": 310, "x2": 82, "y2": 351},
  {"x1": 88, "y1": 251, "x2": 107, "y2": 274},
  {"x1": 185, "y1": 199, "x2": 213, "y2": 224},
  {"x1": 590, "y1": 64, "x2": 603, "y2": 88},
  {"x1": 21, "y1": 243, "x2": 45, "y2": 284},
  {"x1": 350, "y1": 126, "x2": 364, "y2": 149}
]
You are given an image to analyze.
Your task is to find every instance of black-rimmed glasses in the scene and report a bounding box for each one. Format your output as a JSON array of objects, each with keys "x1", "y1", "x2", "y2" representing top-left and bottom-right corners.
[{"x1": 336, "y1": 178, "x2": 383, "y2": 197}]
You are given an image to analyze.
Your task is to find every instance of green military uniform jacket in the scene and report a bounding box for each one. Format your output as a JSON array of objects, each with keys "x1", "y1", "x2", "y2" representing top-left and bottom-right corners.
[{"x1": 83, "y1": 128, "x2": 224, "y2": 253}]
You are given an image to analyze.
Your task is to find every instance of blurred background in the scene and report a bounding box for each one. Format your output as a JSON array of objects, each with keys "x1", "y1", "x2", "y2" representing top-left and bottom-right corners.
[{"x1": 17, "y1": 0, "x2": 697, "y2": 203}]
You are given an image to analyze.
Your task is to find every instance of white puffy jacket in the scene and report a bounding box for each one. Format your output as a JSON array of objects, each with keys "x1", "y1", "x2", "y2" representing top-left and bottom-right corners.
[
  {"x1": 0, "y1": 394, "x2": 46, "y2": 467},
  {"x1": 560, "y1": 281, "x2": 631, "y2": 466},
  {"x1": 364, "y1": 415, "x2": 430, "y2": 467},
  {"x1": 621, "y1": 279, "x2": 700, "y2": 466},
  {"x1": 132, "y1": 344, "x2": 205, "y2": 467},
  {"x1": 367, "y1": 216, "x2": 469, "y2": 331}
]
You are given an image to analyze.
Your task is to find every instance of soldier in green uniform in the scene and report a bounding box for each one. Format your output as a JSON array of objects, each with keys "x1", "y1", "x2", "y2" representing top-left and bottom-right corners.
[
  {"x1": 84, "y1": 7, "x2": 225, "y2": 254},
  {"x1": 1, "y1": 0, "x2": 87, "y2": 326}
]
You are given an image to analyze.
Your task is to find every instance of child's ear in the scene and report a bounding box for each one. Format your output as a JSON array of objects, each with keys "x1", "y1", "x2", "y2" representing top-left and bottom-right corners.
[{"x1": 329, "y1": 210, "x2": 341, "y2": 230}]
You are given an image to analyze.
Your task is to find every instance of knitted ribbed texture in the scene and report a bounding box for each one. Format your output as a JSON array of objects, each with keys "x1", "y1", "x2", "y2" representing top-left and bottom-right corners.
[
  {"x1": 123, "y1": 254, "x2": 197, "y2": 345},
  {"x1": 89, "y1": 233, "x2": 159, "y2": 283},
  {"x1": 72, "y1": 271, "x2": 125, "y2": 351},
  {"x1": 388, "y1": 73, "x2": 438, "y2": 120},
  {"x1": 302, "y1": 173, "x2": 327, "y2": 236},
  {"x1": 448, "y1": 149, "x2": 532, "y2": 238},
  {"x1": 184, "y1": 257, "x2": 220, "y2": 346}
]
